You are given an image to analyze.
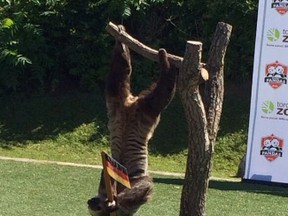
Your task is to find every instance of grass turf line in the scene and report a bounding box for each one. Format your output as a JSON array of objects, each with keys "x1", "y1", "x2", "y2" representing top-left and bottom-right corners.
[{"x1": 1, "y1": 159, "x2": 288, "y2": 216}]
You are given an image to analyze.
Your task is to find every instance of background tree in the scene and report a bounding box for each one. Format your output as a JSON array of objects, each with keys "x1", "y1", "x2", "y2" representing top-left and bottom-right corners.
[
  {"x1": 178, "y1": 23, "x2": 232, "y2": 215},
  {"x1": 0, "y1": 0, "x2": 257, "y2": 95}
]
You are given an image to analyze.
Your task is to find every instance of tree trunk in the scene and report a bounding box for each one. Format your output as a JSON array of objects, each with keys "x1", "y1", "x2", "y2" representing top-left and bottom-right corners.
[{"x1": 178, "y1": 22, "x2": 232, "y2": 216}]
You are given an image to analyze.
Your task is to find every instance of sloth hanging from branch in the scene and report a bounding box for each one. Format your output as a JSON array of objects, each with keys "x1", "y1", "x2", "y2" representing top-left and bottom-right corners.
[{"x1": 87, "y1": 25, "x2": 177, "y2": 216}]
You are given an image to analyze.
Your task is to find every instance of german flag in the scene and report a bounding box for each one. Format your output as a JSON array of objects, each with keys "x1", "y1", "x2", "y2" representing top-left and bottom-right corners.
[{"x1": 102, "y1": 152, "x2": 131, "y2": 189}]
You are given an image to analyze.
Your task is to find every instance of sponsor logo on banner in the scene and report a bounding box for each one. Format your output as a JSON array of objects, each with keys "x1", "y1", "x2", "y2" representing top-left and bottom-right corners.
[
  {"x1": 260, "y1": 134, "x2": 283, "y2": 161},
  {"x1": 262, "y1": 100, "x2": 275, "y2": 114},
  {"x1": 264, "y1": 61, "x2": 287, "y2": 89},
  {"x1": 266, "y1": 28, "x2": 288, "y2": 47},
  {"x1": 271, "y1": 0, "x2": 288, "y2": 15},
  {"x1": 261, "y1": 100, "x2": 288, "y2": 121},
  {"x1": 267, "y1": 28, "x2": 281, "y2": 42}
]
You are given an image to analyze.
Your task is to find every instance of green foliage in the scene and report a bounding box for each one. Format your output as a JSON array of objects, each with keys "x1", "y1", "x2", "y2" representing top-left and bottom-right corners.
[
  {"x1": 214, "y1": 130, "x2": 247, "y2": 176},
  {"x1": 0, "y1": 0, "x2": 258, "y2": 94},
  {"x1": 204, "y1": 0, "x2": 258, "y2": 81},
  {"x1": 0, "y1": 1, "x2": 56, "y2": 93},
  {"x1": 0, "y1": 0, "x2": 112, "y2": 94}
]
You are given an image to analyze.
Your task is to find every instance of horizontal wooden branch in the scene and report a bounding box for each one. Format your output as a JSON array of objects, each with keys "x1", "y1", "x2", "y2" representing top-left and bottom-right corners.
[
  {"x1": 105, "y1": 22, "x2": 208, "y2": 81},
  {"x1": 105, "y1": 22, "x2": 183, "y2": 68}
]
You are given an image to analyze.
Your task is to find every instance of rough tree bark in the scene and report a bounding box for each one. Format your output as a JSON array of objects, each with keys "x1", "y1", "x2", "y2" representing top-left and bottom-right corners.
[{"x1": 178, "y1": 22, "x2": 232, "y2": 216}]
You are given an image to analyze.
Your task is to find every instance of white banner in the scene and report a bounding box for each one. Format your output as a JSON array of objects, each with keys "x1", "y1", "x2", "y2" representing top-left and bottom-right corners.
[{"x1": 244, "y1": 0, "x2": 288, "y2": 184}]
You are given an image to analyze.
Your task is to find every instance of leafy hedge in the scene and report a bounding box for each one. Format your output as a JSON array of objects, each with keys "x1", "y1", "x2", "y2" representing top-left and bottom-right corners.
[{"x1": 0, "y1": 0, "x2": 258, "y2": 95}]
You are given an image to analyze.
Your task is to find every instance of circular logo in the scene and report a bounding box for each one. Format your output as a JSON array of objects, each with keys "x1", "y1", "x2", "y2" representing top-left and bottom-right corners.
[
  {"x1": 262, "y1": 101, "x2": 275, "y2": 114},
  {"x1": 267, "y1": 28, "x2": 280, "y2": 42}
]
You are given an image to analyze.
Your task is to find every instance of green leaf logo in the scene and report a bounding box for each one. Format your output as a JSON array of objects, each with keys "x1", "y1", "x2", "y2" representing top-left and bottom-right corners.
[
  {"x1": 262, "y1": 101, "x2": 275, "y2": 114},
  {"x1": 267, "y1": 28, "x2": 280, "y2": 42}
]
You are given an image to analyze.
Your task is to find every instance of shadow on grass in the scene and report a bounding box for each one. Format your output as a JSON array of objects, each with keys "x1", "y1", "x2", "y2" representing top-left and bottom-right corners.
[
  {"x1": 153, "y1": 177, "x2": 184, "y2": 186},
  {"x1": 149, "y1": 94, "x2": 188, "y2": 155},
  {"x1": 150, "y1": 81, "x2": 252, "y2": 155},
  {"x1": 153, "y1": 177, "x2": 288, "y2": 197},
  {"x1": 218, "y1": 81, "x2": 251, "y2": 137},
  {"x1": 209, "y1": 180, "x2": 288, "y2": 197},
  {"x1": 0, "y1": 90, "x2": 189, "y2": 154},
  {"x1": 0, "y1": 91, "x2": 108, "y2": 148},
  {"x1": 0, "y1": 81, "x2": 251, "y2": 155}
]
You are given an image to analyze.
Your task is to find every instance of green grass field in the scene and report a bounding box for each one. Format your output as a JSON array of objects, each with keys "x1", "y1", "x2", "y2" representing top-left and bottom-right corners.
[
  {"x1": 1, "y1": 159, "x2": 288, "y2": 216},
  {"x1": 0, "y1": 84, "x2": 249, "y2": 178},
  {"x1": 0, "y1": 83, "x2": 257, "y2": 215}
]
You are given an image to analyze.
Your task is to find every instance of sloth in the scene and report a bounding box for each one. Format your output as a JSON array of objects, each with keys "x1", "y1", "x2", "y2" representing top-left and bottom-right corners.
[{"x1": 88, "y1": 26, "x2": 177, "y2": 216}]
